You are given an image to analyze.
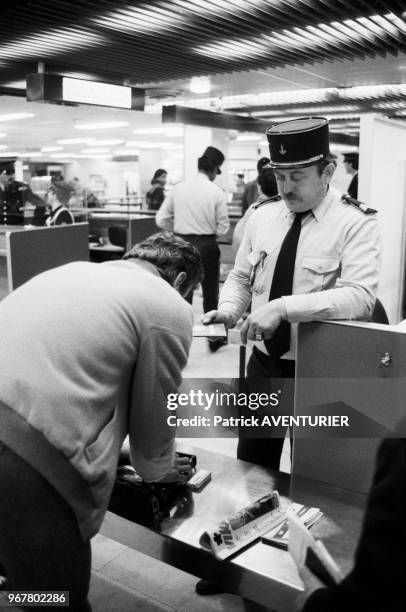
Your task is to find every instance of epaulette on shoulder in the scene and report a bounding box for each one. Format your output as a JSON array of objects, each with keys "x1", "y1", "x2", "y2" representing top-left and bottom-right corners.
[
  {"x1": 341, "y1": 194, "x2": 377, "y2": 215},
  {"x1": 252, "y1": 194, "x2": 282, "y2": 210}
]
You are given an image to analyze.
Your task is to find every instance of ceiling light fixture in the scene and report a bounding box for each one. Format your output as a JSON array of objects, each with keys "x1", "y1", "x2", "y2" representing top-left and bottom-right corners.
[
  {"x1": 74, "y1": 121, "x2": 129, "y2": 130},
  {"x1": 0, "y1": 113, "x2": 35, "y2": 122},
  {"x1": 57, "y1": 138, "x2": 95, "y2": 145},
  {"x1": 41, "y1": 146, "x2": 64, "y2": 152},
  {"x1": 190, "y1": 76, "x2": 211, "y2": 94}
]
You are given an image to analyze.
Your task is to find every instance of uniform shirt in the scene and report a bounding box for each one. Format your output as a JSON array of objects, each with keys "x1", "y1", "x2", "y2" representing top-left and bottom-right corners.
[
  {"x1": 219, "y1": 186, "x2": 380, "y2": 359},
  {"x1": 0, "y1": 259, "x2": 192, "y2": 539},
  {"x1": 156, "y1": 172, "x2": 229, "y2": 236}
]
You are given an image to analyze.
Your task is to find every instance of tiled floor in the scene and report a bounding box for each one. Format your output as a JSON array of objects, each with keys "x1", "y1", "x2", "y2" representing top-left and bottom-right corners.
[{"x1": 89, "y1": 289, "x2": 288, "y2": 611}]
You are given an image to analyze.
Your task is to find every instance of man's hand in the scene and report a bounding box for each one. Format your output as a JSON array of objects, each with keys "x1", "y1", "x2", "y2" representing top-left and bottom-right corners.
[
  {"x1": 201, "y1": 310, "x2": 233, "y2": 329},
  {"x1": 158, "y1": 455, "x2": 195, "y2": 483},
  {"x1": 240, "y1": 299, "x2": 286, "y2": 344}
]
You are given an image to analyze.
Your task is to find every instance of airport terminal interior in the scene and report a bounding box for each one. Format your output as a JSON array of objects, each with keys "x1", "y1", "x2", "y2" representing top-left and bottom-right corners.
[{"x1": 1, "y1": 2, "x2": 406, "y2": 611}]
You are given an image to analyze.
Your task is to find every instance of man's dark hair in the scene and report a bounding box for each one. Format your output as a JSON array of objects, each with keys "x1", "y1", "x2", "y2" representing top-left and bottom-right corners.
[
  {"x1": 257, "y1": 157, "x2": 270, "y2": 174},
  {"x1": 316, "y1": 154, "x2": 337, "y2": 176},
  {"x1": 258, "y1": 167, "x2": 278, "y2": 198},
  {"x1": 123, "y1": 231, "x2": 202, "y2": 294},
  {"x1": 198, "y1": 155, "x2": 217, "y2": 174},
  {"x1": 344, "y1": 153, "x2": 359, "y2": 171}
]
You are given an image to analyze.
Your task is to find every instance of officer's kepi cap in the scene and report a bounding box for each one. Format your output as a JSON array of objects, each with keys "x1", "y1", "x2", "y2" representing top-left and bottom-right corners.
[{"x1": 266, "y1": 117, "x2": 330, "y2": 169}]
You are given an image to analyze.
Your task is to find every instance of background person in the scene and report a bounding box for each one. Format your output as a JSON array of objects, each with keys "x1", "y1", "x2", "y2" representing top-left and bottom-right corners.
[
  {"x1": 240, "y1": 156, "x2": 271, "y2": 214},
  {"x1": 343, "y1": 152, "x2": 359, "y2": 199},
  {"x1": 203, "y1": 117, "x2": 380, "y2": 469},
  {"x1": 0, "y1": 162, "x2": 46, "y2": 225},
  {"x1": 45, "y1": 184, "x2": 75, "y2": 226},
  {"x1": 146, "y1": 168, "x2": 168, "y2": 211},
  {"x1": 232, "y1": 166, "x2": 279, "y2": 253},
  {"x1": 156, "y1": 146, "x2": 229, "y2": 352},
  {"x1": 0, "y1": 232, "x2": 201, "y2": 611}
]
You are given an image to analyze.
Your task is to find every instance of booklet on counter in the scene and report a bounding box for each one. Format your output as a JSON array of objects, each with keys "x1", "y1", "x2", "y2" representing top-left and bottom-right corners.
[
  {"x1": 260, "y1": 503, "x2": 323, "y2": 550},
  {"x1": 288, "y1": 510, "x2": 344, "y2": 587},
  {"x1": 193, "y1": 323, "x2": 227, "y2": 338}
]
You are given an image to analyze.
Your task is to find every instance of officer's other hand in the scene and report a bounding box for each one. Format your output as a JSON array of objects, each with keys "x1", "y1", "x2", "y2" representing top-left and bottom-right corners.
[
  {"x1": 201, "y1": 310, "x2": 233, "y2": 328},
  {"x1": 240, "y1": 299, "x2": 286, "y2": 344}
]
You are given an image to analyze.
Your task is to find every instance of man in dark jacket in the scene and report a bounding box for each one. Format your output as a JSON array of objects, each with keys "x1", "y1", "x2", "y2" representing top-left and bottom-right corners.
[{"x1": 0, "y1": 162, "x2": 46, "y2": 225}]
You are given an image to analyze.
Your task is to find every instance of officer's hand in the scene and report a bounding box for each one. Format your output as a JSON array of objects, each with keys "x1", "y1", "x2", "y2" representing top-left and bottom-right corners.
[
  {"x1": 201, "y1": 310, "x2": 233, "y2": 329},
  {"x1": 240, "y1": 299, "x2": 286, "y2": 344}
]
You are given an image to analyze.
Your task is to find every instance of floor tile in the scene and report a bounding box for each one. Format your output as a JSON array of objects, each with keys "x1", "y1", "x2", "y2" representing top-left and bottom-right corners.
[
  {"x1": 97, "y1": 548, "x2": 198, "y2": 609},
  {"x1": 91, "y1": 533, "x2": 129, "y2": 571},
  {"x1": 89, "y1": 571, "x2": 175, "y2": 612}
]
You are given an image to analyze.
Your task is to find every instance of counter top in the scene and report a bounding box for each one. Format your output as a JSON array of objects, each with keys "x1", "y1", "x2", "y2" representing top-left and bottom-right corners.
[{"x1": 102, "y1": 445, "x2": 366, "y2": 610}]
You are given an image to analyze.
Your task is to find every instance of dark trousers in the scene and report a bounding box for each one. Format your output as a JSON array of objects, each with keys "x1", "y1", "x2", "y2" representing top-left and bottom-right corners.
[
  {"x1": 0, "y1": 441, "x2": 91, "y2": 611},
  {"x1": 237, "y1": 347, "x2": 295, "y2": 470},
  {"x1": 177, "y1": 234, "x2": 220, "y2": 313}
]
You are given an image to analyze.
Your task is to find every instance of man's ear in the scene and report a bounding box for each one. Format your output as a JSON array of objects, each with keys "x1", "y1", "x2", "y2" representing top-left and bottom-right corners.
[{"x1": 173, "y1": 271, "x2": 187, "y2": 294}]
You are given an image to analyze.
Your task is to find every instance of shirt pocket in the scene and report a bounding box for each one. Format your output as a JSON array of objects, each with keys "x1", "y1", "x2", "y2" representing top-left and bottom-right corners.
[
  {"x1": 301, "y1": 256, "x2": 340, "y2": 292},
  {"x1": 247, "y1": 249, "x2": 270, "y2": 295}
]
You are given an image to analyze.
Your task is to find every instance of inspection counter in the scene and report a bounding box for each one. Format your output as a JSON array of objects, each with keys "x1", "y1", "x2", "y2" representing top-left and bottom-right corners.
[{"x1": 101, "y1": 445, "x2": 365, "y2": 611}]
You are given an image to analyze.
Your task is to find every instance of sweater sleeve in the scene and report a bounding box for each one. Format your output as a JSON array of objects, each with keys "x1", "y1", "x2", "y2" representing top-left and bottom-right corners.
[{"x1": 128, "y1": 319, "x2": 192, "y2": 481}]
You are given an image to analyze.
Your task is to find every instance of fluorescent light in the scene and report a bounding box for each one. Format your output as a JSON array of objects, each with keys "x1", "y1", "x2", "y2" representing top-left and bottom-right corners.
[
  {"x1": 49, "y1": 152, "x2": 76, "y2": 159},
  {"x1": 3, "y1": 80, "x2": 25, "y2": 89},
  {"x1": 18, "y1": 152, "x2": 43, "y2": 158},
  {"x1": 190, "y1": 76, "x2": 211, "y2": 94},
  {"x1": 22, "y1": 165, "x2": 29, "y2": 170},
  {"x1": 81, "y1": 148, "x2": 111, "y2": 154},
  {"x1": 57, "y1": 138, "x2": 95, "y2": 145},
  {"x1": 0, "y1": 113, "x2": 35, "y2": 122},
  {"x1": 41, "y1": 146, "x2": 64, "y2": 152},
  {"x1": 88, "y1": 139, "x2": 124, "y2": 146},
  {"x1": 236, "y1": 133, "x2": 263, "y2": 141},
  {"x1": 92, "y1": 6, "x2": 181, "y2": 35},
  {"x1": 0, "y1": 151, "x2": 19, "y2": 157},
  {"x1": 74, "y1": 121, "x2": 129, "y2": 130},
  {"x1": 0, "y1": 133, "x2": 6, "y2": 138},
  {"x1": 0, "y1": 145, "x2": 7, "y2": 150},
  {"x1": 114, "y1": 149, "x2": 140, "y2": 155},
  {"x1": 63, "y1": 77, "x2": 132, "y2": 109},
  {"x1": 0, "y1": 27, "x2": 105, "y2": 59}
]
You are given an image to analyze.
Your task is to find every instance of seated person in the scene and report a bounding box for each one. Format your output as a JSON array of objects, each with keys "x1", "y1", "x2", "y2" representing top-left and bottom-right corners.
[{"x1": 46, "y1": 185, "x2": 74, "y2": 226}]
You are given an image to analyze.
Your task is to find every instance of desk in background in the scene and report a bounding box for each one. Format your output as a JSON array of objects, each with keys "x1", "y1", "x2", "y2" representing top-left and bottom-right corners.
[{"x1": 0, "y1": 223, "x2": 89, "y2": 300}]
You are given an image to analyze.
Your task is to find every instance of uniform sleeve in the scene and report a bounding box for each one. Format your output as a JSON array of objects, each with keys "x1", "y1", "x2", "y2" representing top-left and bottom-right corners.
[
  {"x1": 25, "y1": 186, "x2": 46, "y2": 207},
  {"x1": 284, "y1": 214, "x2": 380, "y2": 323},
  {"x1": 155, "y1": 192, "x2": 175, "y2": 231},
  {"x1": 215, "y1": 191, "x2": 230, "y2": 236},
  {"x1": 218, "y1": 213, "x2": 254, "y2": 323},
  {"x1": 128, "y1": 314, "x2": 193, "y2": 481},
  {"x1": 302, "y1": 437, "x2": 406, "y2": 612}
]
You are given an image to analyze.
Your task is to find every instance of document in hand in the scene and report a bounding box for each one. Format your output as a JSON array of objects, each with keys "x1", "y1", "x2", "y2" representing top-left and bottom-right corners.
[
  {"x1": 261, "y1": 503, "x2": 323, "y2": 550},
  {"x1": 288, "y1": 511, "x2": 344, "y2": 587},
  {"x1": 193, "y1": 323, "x2": 227, "y2": 338}
]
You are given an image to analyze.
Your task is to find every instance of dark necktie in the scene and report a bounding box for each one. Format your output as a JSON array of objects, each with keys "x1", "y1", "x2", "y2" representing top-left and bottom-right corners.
[{"x1": 264, "y1": 212, "x2": 307, "y2": 357}]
